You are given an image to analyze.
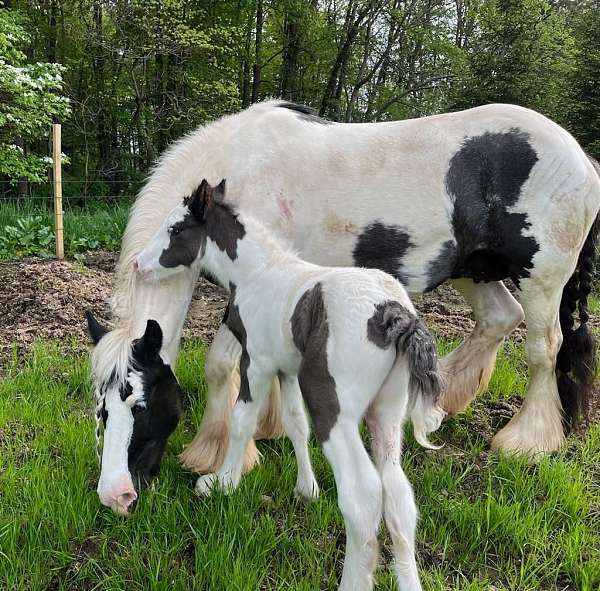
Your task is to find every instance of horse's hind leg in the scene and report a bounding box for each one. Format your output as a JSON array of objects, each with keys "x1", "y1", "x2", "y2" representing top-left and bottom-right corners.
[
  {"x1": 440, "y1": 279, "x2": 524, "y2": 414},
  {"x1": 491, "y1": 279, "x2": 565, "y2": 455},
  {"x1": 366, "y1": 360, "x2": 422, "y2": 591}
]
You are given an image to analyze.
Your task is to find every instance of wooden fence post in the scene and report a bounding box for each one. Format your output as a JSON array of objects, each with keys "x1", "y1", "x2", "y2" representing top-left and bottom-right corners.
[{"x1": 52, "y1": 123, "x2": 64, "y2": 259}]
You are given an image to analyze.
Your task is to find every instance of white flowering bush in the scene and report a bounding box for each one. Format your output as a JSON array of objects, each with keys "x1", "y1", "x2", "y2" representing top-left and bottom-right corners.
[{"x1": 0, "y1": 9, "x2": 70, "y2": 182}]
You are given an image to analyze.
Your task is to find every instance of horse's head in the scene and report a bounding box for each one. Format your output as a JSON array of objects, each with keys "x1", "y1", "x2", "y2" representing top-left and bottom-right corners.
[
  {"x1": 86, "y1": 312, "x2": 183, "y2": 515},
  {"x1": 135, "y1": 178, "x2": 243, "y2": 282}
]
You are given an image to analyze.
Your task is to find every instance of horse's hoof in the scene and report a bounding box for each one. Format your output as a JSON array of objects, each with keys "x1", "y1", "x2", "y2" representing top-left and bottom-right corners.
[{"x1": 195, "y1": 473, "x2": 218, "y2": 496}]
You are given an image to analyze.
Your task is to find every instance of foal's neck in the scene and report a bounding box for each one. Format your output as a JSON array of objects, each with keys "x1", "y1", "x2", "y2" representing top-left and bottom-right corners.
[{"x1": 202, "y1": 210, "x2": 297, "y2": 290}]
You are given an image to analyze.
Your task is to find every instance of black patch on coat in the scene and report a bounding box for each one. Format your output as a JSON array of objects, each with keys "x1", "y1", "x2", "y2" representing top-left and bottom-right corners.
[
  {"x1": 367, "y1": 301, "x2": 441, "y2": 400},
  {"x1": 278, "y1": 102, "x2": 331, "y2": 125},
  {"x1": 353, "y1": 221, "x2": 413, "y2": 285},
  {"x1": 121, "y1": 320, "x2": 183, "y2": 488},
  {"x1": 225, "y1": 283, "x2": 252, "y2": 403},
  {"x1": 127, "y1": 366, "x2": 182, "y2": 489},
  {"x1": 290, "y1": 282, "x2": 340, "y2": 444},
  {"x1": 159, "y1": 199, "x2": 246, "y2": 269},
  {"x1": 446, "y1": 129, "x2": 539, "y2": 287},
  {"x1": 425, "y1": 240, "x2": 458, "y2": 292}
]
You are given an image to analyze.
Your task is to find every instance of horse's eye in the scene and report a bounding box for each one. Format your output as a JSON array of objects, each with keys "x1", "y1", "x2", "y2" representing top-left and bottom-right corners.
[
  {"x1": 131, "y1": 403, "x2": 146, "y2": 416},
  {"x1": 171, "y1": 227, "x2": 182, "y2": 237}
]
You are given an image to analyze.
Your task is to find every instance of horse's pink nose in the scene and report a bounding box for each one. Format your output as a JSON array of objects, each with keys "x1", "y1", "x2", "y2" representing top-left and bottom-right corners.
[
  {"x1": 115, "y1": 490, "x2": 138, "y2": 515},
  {"x1": 98, "y1": 476, "x2": 138, "y2": 515}
]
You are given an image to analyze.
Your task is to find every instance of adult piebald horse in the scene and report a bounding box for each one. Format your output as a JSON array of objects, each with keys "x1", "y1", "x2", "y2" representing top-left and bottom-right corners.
[{"x1": 89, "y1": 100, "x2": 600, "y2": 510}]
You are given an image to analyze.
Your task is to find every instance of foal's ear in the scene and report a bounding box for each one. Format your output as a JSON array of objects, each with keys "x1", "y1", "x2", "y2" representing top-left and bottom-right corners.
[
  {"x1": 189, "y1": 179, "x2": 211, "y2": 220},
  {"x1": 141, "y1": 319, "x2": 163, "y2": 360},
  {"x1": 85, "y1": 311, "x2": 108, "y2": 345},
  {"x1": 213, "y1": 179, "x2": 226, "y2": 204}
]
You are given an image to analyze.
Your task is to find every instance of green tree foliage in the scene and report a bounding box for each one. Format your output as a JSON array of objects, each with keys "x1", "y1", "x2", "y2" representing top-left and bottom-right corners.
[
  {"x1": 1, "y1": 0, "x2": 598, "y2": 196},
  {"x1": 569, "y1": 4, "x2": 600, "y2": 158},
  {"x1": 454, "y1": 0, "x2": 577, "y2": 122},
  {"x1": 0, "y1": 7, "x2": 69, "y2": 182}
]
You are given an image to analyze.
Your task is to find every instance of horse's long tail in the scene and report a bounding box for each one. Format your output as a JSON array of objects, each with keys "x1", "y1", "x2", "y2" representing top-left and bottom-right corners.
[
  {"x1": 556, "y1": 183, "x2": 599, "y2": 431},
  {"x1": 393, "y1": 315, "x2": 446, "y2": 448}
]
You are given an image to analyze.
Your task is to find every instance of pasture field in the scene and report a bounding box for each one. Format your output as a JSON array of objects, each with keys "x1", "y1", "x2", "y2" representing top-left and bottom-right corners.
[{"x1": 0, "y1": 337, "x2": 598, "y2": 591}]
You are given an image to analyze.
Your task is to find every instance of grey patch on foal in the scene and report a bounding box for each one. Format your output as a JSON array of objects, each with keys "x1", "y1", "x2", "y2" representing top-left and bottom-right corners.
[
  {"x1": 225, "y1": 283, "x2": 252, "y2": 403},
  {"x1": 290, "y1": 282, "x2": 340, "y2": 443},
  {"x1": 368, "y1": 300, "x2": 441, "y2": 399},
  {"x1": 353, "y1": 220, "x2": 413, "y2": 285}
]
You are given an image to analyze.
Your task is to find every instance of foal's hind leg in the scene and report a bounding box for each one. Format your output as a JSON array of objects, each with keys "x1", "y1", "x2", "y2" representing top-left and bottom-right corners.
[
  {"x1": 366, "y1": 361, "x2": 422, "y2": 591},
  {"x1": 440, "y1": 279, "x2": 524, "y2": 414},
  {"x1": 322, "y1": 417, "x2": 382, "y2": 591},
  {"x1": 491, "y1": 279, "x2": 565, "y2": 455}
]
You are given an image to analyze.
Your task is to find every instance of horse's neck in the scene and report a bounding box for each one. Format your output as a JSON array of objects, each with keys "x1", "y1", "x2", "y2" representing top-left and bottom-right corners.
[{"x1": 203, "y1": 214, "x2": 297, "y2": 291}]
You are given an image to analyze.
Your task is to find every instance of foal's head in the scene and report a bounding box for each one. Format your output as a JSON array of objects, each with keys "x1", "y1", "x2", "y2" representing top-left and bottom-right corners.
[
  {"x1": 135, "y1": 178, "x2": 244, "y2": 282},
  {"x1": 86, "y1": 312, "x2": 183, "y2": 515}
]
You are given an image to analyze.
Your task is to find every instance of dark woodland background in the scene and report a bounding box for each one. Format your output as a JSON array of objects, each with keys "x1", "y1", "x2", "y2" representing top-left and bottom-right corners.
[{"x1": 1, "y1": 0, "x2": 599, "y2": 199}]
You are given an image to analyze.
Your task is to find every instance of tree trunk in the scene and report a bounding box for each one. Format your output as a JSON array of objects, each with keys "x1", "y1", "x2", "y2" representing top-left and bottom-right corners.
[
  {"x1": 281, "y1": 5, "x2": 302, "y2": 101},
  {"x1": 319, "y1": 1, "x2": 375, "y2": 119},
  {"x1": 93, "y1": 1, "x2": 112, "y2": 183},
  {"x1": 241, "y1": 9, "x2": 253, "y2": 108},
  {"x1": 251, "y1": 0, "x2": 264, "y2": 103}
]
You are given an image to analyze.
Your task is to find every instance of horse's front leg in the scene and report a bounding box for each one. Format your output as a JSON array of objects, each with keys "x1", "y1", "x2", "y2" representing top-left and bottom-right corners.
[
  {"x1": 196, "y1": 364, "x2": 273, "y2": 495},
  {"x1": 440, "y1": 279, "x2": 524, "y2": 414}
]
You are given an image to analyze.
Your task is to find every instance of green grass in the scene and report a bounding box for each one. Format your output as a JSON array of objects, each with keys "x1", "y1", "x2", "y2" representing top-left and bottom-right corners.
[{"x1": 0, "y1": 339, "x2": 599, "y2": 590}]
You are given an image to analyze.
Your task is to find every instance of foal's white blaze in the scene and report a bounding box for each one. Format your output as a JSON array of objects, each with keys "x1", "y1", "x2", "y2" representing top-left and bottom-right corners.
[
  {"x1": 96, "y1": 372, "x2": 144, "y2": 515},
  {"x1": 135, "y1": 204, "x2": 189, "y2": 281}
]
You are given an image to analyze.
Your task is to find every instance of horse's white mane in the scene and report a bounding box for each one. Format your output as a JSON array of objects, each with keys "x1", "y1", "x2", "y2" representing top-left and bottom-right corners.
[{"x1": 93, "y1": 100, "x2": 293, "y2": 385}]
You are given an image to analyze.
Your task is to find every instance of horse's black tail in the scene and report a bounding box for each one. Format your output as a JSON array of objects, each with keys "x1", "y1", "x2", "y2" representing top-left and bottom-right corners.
[{"x1": 556, "y1": 210, "x2": 599, "y2": 432}]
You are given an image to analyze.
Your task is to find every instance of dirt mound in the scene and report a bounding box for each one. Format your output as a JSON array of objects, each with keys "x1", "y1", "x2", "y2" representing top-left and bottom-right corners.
[
  {"x1": 0, "y1": 251, "x2": 230, "y2": 371},
  {"x1": 0, "y1": 251, "x2": 486, "y2": 368}
]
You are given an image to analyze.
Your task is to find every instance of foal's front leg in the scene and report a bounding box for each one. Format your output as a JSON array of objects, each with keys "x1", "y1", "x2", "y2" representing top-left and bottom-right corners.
[{"x1": 196, "y1": 365, "x2": 272, "y2": 496}]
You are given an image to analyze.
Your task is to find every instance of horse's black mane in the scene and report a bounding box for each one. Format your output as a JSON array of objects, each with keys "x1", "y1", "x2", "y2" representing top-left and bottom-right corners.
[{"x1": 278, "y1": 102, "x2": 331, "y2": 125}]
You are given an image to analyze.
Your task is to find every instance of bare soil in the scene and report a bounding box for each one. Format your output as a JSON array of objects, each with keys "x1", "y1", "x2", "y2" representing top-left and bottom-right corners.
[{"x1": 0, "y1": 250, "x2": 480, "y2": 367}]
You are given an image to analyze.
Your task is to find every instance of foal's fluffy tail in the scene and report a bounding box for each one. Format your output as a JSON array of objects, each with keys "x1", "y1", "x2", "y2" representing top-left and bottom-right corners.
[{"x1": 395, "y1": 316, "x2": 446, "y2": 449}]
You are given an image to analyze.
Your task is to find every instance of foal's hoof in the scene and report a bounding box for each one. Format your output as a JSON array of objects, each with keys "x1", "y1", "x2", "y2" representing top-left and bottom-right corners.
[
  {"x1": 195, "y1": 473, "x2": 219, "y2": 496},
  {"x1": 294, "y1": 478, "x2": 320, "y2": 501}
]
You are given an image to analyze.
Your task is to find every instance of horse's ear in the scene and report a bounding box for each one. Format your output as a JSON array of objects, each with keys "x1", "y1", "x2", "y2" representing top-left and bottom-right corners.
[
  {"x1": 189, "y1": 179, "x2": 211, "y2": 220},
  {"x1": 86, "y1": 311, "x2": 108, "y2": 345},
  {"x1": 141, "y1": 319, "x2": 163, "y2": 360},
  {"x1": 213, "y1": 179, "x2": 226, "y2": 203}
]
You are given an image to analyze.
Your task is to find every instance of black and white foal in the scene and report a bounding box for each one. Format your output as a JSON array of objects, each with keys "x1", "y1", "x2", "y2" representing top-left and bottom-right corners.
[{"x1": 136, "y1": 179, "x2": 444, "y2": 590}]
